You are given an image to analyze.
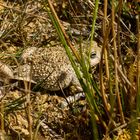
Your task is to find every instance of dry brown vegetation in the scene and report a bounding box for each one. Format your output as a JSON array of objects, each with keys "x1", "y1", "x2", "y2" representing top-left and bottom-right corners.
[{"x1": 0, "y1": 0, "x2": 140, "y2": 139}]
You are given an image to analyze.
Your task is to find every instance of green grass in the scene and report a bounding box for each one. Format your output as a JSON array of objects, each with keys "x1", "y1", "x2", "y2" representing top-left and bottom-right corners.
[{"x1": 0, "y1": 0, "x2": 139, "y2": 139}]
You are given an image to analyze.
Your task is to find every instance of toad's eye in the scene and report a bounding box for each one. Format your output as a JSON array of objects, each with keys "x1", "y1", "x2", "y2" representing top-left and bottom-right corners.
[{"x1": 90, "y1": 51, "x2": 96, "y2": 59}]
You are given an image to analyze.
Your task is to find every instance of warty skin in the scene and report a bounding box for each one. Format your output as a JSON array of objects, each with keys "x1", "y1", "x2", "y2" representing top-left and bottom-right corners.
[{"x1": 14, "y1": 41, "x2": 101, "y2": 91}]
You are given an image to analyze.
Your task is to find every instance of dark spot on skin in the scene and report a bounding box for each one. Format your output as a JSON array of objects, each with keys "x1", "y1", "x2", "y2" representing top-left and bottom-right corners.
[{"x1": 57, "y1": 72, "x2": 67, "y2": 82}]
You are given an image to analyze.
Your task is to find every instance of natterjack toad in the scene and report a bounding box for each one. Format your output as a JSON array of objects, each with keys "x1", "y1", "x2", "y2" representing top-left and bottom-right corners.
[{"x1": 15, "y1": 41, "x2": 101, "y2": 91}]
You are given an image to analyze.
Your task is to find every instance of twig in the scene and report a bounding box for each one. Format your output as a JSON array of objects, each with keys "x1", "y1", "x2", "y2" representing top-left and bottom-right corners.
[
  {"x1": 111, "y1": 0, "x2": 125, "y2": 124},
  {"x1": 46, "y1": 0, "x2": 80, "y2": 62}
]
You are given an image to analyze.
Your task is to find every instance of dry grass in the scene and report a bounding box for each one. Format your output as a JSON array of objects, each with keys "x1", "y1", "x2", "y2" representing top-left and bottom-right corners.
[{"x1": 0, "y1": 0, "x2": 139, "y2": 139}]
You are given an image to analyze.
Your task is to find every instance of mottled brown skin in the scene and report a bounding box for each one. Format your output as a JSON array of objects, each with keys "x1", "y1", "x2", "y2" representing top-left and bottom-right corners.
[{"x1": 15, "y1": 41, "x2": 101, "y2": 91}]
